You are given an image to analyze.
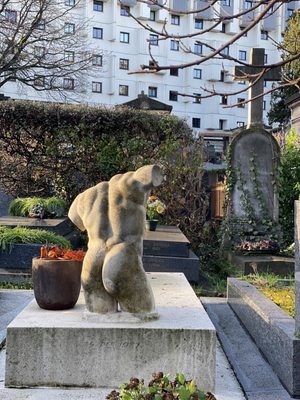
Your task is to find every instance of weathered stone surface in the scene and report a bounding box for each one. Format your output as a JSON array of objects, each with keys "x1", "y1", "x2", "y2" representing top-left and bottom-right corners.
[
  {"x1": 68, "y1": 165, "x2": 164, "y2": 314},
  {"x1": 202, "y1": 297, "x2": 290, "y2": 399},
  {"x1": 295, "y1": 201, "x2": 300, "y2": 335},
  {"x1": 5, "y1": 273, "x2": 216, "y2": 391},
  {"x1": 231, "y1": 129, "x2": 280, "y2": 221},
  {"x1": 0, "y1": 216, "x2": 72, "y2": 236},
  {"x1": 228, "y1": 253, "x2": 294, "y2": 275},
  {"x1": 228, "y1": 278, "x2": 300, "y2": 397}
]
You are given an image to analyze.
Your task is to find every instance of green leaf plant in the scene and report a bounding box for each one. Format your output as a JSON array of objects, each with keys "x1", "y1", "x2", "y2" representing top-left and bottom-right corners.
[{"x1": 106, "y1": 372, "x2": 216, "y2": 400}]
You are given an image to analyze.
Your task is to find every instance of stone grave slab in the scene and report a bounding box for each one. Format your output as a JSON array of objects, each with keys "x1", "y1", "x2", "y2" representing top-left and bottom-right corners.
[
  {"x1": 143, "y1": 250, "x2": 199, "y2": 283},
  {"x1": 5, "y1": 272, "x2": 216, "y2": 391},
  {"x1": 143, "y1": 226, "x2": 189, "y2": 257},
  {"x1": 228, "y1": 278, "x2": 300, "y2": 397},
  {"x1": 143, "y1": 226, "x2": 199, "y2": 283},
  {"x1": 0, "y1": 216, "x2": 72, "y2": 237},
  {"x1": 228, "y1": 253, "x2": 294, "y2": 275}
]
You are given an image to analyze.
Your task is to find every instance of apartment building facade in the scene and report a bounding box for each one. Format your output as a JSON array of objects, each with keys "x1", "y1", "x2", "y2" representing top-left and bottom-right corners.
[{"x1": 1, "y1": 0, "x2": 298, "y2": 135}]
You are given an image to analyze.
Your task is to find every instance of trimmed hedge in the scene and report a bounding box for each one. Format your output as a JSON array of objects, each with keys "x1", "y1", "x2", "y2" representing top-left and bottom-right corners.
[{"x1": 0, "y1": 101, "x2": 192, "y2": 201}]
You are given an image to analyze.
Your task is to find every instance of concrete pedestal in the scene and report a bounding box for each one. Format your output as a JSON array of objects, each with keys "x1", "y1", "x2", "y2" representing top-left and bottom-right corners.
[{"x1": 5, "y1": 273, "x2": 216, "y2": 391}]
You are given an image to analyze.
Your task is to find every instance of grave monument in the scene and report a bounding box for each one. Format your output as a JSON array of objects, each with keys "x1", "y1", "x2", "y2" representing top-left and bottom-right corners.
[
  {"x1": 5, "y1": 165, "x2": 216, "y2": 391},
  {"x1": 225, "y1": 49, "x2": 281, "y2": 249}
]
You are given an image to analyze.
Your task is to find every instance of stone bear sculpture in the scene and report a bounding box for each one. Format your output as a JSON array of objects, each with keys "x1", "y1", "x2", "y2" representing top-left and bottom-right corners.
[{"x1": 68, "y1": 165, "x2": 164, "y2": 314}]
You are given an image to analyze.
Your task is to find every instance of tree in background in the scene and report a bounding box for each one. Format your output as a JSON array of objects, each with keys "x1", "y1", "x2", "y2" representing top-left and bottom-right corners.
[
  {"x1": 268, "y1": 10, "x2": 300, "y2": 127},
  {"x1": 0, "y1": 0, "x2": 101, "y2": 100},
  {"x1": 128, "y1": 0, "x2": 300, "y2": 105}
]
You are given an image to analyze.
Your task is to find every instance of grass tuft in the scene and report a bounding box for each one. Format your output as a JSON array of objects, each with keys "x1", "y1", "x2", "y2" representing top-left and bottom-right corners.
[{"x1": 0, "y1": 226, "x2": 70, "y2": 252}]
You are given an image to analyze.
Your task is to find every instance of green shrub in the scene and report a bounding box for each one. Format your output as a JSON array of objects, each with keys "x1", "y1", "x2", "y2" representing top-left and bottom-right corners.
[
  {"x1": 279, "y1": 130, "x2": 300, "y2": 245},
  {"x1": 0, "y1": 226, "x2": 70, "y2": 252},
  {"x1": 0, "y1": 100, "x2": 209, "y2": 256},
  {"x1": 8, "y1": 197, "x2": 67, "y2": 217},
  {"x1": 0, "y1": 101, "x2": 192, "y2": 202}
]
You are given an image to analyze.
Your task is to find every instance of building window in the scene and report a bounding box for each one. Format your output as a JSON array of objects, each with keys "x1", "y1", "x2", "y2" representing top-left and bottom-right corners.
[
  {"x1": 65, "y1": 0, "x2": 75, "y2": 6},
  {"x1": 222, "y1": 0, "x2": 230, "y2": 5},
  {"x1": 244, "y1": 0, "x2": 252, "y2": 9},
  {"x1": 193, "y1": 68, "x2": 202, "y2": 79},
  {"x1": 119, "y1": 58, "x2": 129, "y2": 70},
  {"x1": 64, "y1": 23, "x2": 75, "y2": 34},
  {"x1": 93, "y1": 27, "x2": 103, "y2": 39},
  {"x1": 238, "y1": 80, "x2": 246, "y2": 85},
  {"x1": 36, "y1": 19, "x2": 46, "y2": 30},
  {"x1": 64, "y1": 50, "x2": 75, "y2": 62},
  {"x1": 170, "y1": 40, "x2": 179, "y2": 51},
  {"x1": 264, "y1": 53, "x2": 268, "y2": 64},
  {"x1": 5, "y1": 9, "x2": 17, "y2": 23},
  {"x1": 192, "y1": 118, "x2": 201, "y2": 128},
  {"x1": 237, "y1": 98, "x2": 245, "y2": 108},
  {"x1": 220, "y1": 71, "x2": 225, "y2": 81},
  {"x1": 220, "y1": 95, "x2": 228, "y2": 105},
  {"x1": 170, "y1": 68, "x2": 179, "y2": 76},
  {"x1": 34, "y1": 46, "x2": 45, "y2": 58},
  {"x1": 119, "y1": 85, "x2": 129, "y2": 96},
  {"x1": 149, "y1": 34, "x2": 159, "y2": 46},
  {"x1": 169, "y1": 91, "x2": 178, "y2": 101},
  {"x1": 195, "y1": 19, "x2": 203, "y2": 29},
  {"x1": 148, "y1": 86, "x2": 157, "y2": 98},
  {"x1": 194, "y1": 43, "x2": 203, "y2": 55},
  {"x1": 93, "y1": 0, "x2": 103, "y2": 12},
  {"x1": 150, "y1": 10, "x2": 156, "y2": 21},
  {"x1": 238, "y1": 50, "x2": 247, "y2": 61},
  {"x1": 34, "y1": 75, "x2": 45, "y2": 87},
  {"x1": 287, "y1": 8, "x2": 294, "y2": 18},
  {"x1": 63, "y1": 78, "x2": 74, "y2": 90},
  {"x1": 263, "y1": 100, "x2": 266, "y2": 110},
  {"x1": 237, "y1": 121, "x2": 245, "y2": 127},
  {"x1": 219, "y1": 119, "x2": 226, "y2": 130},
  {"x1": 261, "y1": 30, "x2": 268, "y2": 40},
  {"x1": 193, "y1": 93, "x2": 201, "y2": 103},
  {"x1": 120, "y1": 5, "x2": 130, "y2": 16},
  {"x1": 92, "y1": 81, "x2": 102, "y2": 93},
  {"x1": 120, "y1": 32, "x2": 130, "y2": 43},
  {"x1": 92, "y1": 54, "x2": 103, "y2": 66},
  {"x1": 221, "y1": 23, "x2": 226, "y2": 33},
  {"x1": 221, "y1": 46, "x2": 229, "y2": 56},
  {"x1": 171, "y1": 14, "x2": 180, "y2": 25}
]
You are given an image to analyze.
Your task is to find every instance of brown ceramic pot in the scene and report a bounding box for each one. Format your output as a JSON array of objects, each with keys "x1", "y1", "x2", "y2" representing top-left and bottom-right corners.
[{"x1": 32, "y1": 258, "x2": 83, "y2": 310}]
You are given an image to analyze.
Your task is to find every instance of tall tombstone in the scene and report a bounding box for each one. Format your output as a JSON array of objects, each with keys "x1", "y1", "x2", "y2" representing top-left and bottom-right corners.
[
  {"x1": 226, "y1": 128, "x2": 280, "y2": 245},
  {"x1": 295, "y1": 201, "x2": 300, "y2": 335},
  {"x1": 224, "y1": 48, "x2": 281, "y2": 246}
]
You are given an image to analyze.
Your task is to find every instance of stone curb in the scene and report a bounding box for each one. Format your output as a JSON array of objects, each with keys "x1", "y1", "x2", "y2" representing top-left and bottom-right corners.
[{"x1": 227, "y1": 278, "x2": 300, "y2": 397}]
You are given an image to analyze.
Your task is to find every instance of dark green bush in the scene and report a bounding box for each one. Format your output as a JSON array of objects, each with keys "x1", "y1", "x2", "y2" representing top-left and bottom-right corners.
[
  {"x1": 0, "y1": 101, "x2": 191, "y2": 201},
  {"x1": 279, "y1": 130, "x2": 300, "y2": 245},
  {"x1": 0, "y1": 100, "x2": 209, "y2": 254}
]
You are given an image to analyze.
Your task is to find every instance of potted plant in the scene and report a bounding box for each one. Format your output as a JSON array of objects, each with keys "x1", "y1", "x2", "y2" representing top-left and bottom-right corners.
[
  {"x1": 106, "y1": 372, "x2": 216, "y2": 400},
  {"x1": 146, "y1": 195, "x2": 166, "y2": 231},
  {"x1": 32, "y1": 245, "x2": 85, "y2": 310}
]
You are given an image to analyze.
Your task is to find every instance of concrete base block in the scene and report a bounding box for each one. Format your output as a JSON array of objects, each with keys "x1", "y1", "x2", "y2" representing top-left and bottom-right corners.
[
  {"x1": 228, "y1": 278, "x2": 300, "y2": 397},
  {"x1": 5, "y1": 273, "x2": 216, "y2": 391}
]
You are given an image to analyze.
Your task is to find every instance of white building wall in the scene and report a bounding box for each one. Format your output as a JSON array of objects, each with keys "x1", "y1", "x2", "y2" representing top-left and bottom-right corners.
[{"x1": 1, "y1": 0, "x2": 297, "y2": 133}]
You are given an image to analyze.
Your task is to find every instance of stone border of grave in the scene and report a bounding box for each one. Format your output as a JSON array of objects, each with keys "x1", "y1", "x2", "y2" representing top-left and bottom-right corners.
[{"x1": 227, "y1": 278, "x2": 300, "y2": 397}]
